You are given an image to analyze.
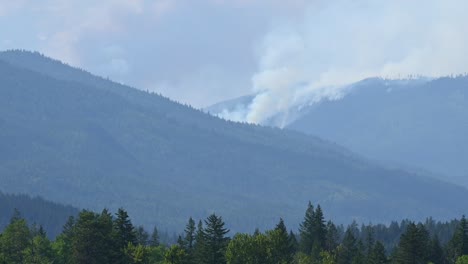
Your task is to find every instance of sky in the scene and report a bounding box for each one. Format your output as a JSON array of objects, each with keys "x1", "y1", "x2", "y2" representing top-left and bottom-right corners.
[
  {"x1": 0, "y1": 0, "x2": 307, "y2": 107},
  {"x1": 1, "y1": 0, "x2": 468, "y2": 109}
]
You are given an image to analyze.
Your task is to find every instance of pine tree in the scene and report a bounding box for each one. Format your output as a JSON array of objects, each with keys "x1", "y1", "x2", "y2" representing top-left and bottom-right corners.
[
  {"x1": 428, "y1": 235, "x2": 444, "y2": 264},
  {"x1": 114, "y1": 208, "x2": 137, "y2": 249},
  {"x1": 53, "y1": 216, "x2": 75, "y2": 264},
  {"x1": 289, "y1": 230, "x2": 299, "y2": 253},
  {"x1": 369, "y1": 241, "x2": 387, "y2": 264},
  {"x1": 184, "y1": 217, "x2": 196, "y2": 255},
  {"x1": 71, "y1": 210, "x2": 117, "y2": 264},
  {"x1": 24, "y1": 225, "x2": 54, "y2": 264},
  {"x1": 203, "y1": 214, "x2": 230, "y2": 264},
  {"x1": 135, "y1": 226, "x2": 149, "y2": 246},
  {"x1": 337, "y1": 226, "x2": 358, "y2": 264},
  {"x1": 313, "y1": 205, "x2": 327, "y2": 253},
  {"x1": 268, "y1": 218, "x2": 294, "y2": 263},
  {"x1": 449, "y1": 216, "x2": 468, "y2": 262},
  {"x1": 150, "y1": 226, "x2": 160, "y2": 247},
  {"x1": 299, "y1": 201, "x2": 315, "y2": 254},
  {"x1": 395, "y1": 222, "x2": 429, "y2": 264},
  {"x1": 325, "y1": 220, "x2": 339, "y2": 252},
  {"x1": 194, "y1": 220, "x2": 207, "y2": 264}
]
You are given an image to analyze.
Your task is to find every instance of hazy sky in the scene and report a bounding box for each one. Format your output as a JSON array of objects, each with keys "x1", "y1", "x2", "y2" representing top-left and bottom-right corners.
[
  {"x1": 1, "y1": 0, "x2": 467, "y2": 108},
  {"x1": 0, "y1": 0, "x2": 307, "y2": 107}
]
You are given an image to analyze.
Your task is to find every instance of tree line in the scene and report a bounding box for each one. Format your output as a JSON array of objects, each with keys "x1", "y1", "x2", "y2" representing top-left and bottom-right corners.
[{"x1": 0, "y1": 203, "x2": 467, "y2": 264}]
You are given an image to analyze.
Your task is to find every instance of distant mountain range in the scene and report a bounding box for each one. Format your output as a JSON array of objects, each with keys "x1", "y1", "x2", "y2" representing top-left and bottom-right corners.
[
  {"x1": 1, "y1": 50, "x2": 467, "y2": 232},
  {"x1": 207, "y1": 77, "x2": 468, "y2": 188}
]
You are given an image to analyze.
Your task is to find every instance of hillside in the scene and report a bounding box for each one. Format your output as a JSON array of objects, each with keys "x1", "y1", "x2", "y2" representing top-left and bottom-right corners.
[
  {"x1": 0, "y1": 192, "x2": 78, "y2": 238},
  {"x1": 286, "y1": 77, "x2": 468, "y2": 186},
  {"x1": 1, "y1": 50, "x2": 467, "y2": 231},
  {"x1": 207, "y1": 77, "x2": 468, "y2": 187}
]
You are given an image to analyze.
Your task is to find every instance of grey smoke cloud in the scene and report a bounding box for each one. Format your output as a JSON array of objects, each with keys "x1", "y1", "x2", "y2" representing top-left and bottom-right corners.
[{"x1": 220, "y1": 0, "x2": 468, "y2": 125}]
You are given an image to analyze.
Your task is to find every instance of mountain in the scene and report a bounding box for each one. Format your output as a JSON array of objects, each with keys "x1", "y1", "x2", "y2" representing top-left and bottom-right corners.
[
  {"x1": 1, "y1": 50, "x2": 467, "y2": 232},
  {"x1": 207, "y1": 77, "x2": 468, "y2": 188},
  {"x1": 0, "y1": 192, "x2": 79, "y2": 238}
]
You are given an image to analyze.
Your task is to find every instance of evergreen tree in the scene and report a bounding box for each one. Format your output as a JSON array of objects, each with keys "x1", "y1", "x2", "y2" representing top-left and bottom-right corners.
[
  {"x1": 164, "y1": 245, "x2": 188, "y2": 264},
  {"x1": 364, "y1": 225, "x2": 375, "y2": 261},
  {"x1": 337, "y1": 226, "x2": 358, "y2": 264},
  {"x1": 184, "y1": 217, "x2": 196, "y2": 255},
  {"x1": 311, "y1": 205, "x2": 327, "y2": 259},
  {"x1": 194, "y1": 220, "x2": 207, "y2": 264},
  {"x1": 325, "y1": 220, "x2": 339, "y2": 252},
  {"x1": 52, "y1": 216, "x2": 75, "y2": 264},
  {"x1": 71, "y1": 209, "x2": 117, "y2": 264},
  {"x1": 449, "y1": 216, "x2": 468, "y2": 262},
  {"x1": 203, "y1": 214, "x2": 230, "y2": 264},
  {"x1": 114, "y1": 208, "x2": 137, "y2": 249},
  {"x1": 289, "y1": 230, "x2": 299, "y2": 253},
  {"x1": 135, "y1": 225, "x2": 149, "y2": 246},
  {"x1": 428, "y1": 235, "x2": 444, "y2": 264},
  {"x1": 24, "y1": 225, "x2": 55, "y2": 264},
  {"x1": 299, "y1": 201, "x2": 315, "y2": 254},
  {"x1": 395, "y1": 222, "x2": 429, "y2": 264},
  {"x1": 313, "y1": 205, "x2": 327, "y2": 248},
  {"x1": 268, "y1": 218, "x2": 294, "y2": 263},
  {"x1": 369, "y1": 241, "x2": 387, "y2": 264},
  {"x1": 150, "y1": 226, "x2": 160, "y2": 247},
  {"x1": 0, "y1": 211, "x2": 31, "y2": 263}
]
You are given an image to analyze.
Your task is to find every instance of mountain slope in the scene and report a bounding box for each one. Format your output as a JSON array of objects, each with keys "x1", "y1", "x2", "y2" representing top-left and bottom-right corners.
[
  {"x1": 207, "y1": 77, "x2": 468, "y2": 187},
  {"x1": 0, "y1": 192, "x2": 79, "y2": 238},
  {"x1": 0, "y1": 51, "x2": 467, "y2": 231},
  {"x1": 286, "y1": 77, "x2": 468, "y2": 186}
]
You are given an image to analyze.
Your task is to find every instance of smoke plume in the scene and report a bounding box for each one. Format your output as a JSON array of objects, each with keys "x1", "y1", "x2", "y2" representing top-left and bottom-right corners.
[{"x1": 220, "y1": 0, "x2": 468, "y2": 126}]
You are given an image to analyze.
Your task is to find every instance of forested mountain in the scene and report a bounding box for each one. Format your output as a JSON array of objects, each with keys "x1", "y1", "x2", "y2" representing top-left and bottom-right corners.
[
  {"x1": 0, "y1": 192, "x2": 78, "y2": 238},
  {"x1": 207, "y1": 77, "x2": 468, "y2": 187},
  {"x1": 1, "y1": 50, "x2": 468, "y2": 232}
]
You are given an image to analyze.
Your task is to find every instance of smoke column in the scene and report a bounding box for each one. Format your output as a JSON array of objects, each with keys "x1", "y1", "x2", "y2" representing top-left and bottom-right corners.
[{"x1": 220, "y1": 0, "x2": 468, "y2": 126}]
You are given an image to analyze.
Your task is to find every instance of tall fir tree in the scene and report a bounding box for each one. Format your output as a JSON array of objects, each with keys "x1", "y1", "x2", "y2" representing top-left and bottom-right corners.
[
  {"x1": 184, "y1": 217, "x2": 196, "y2": 254},
  {"x1": 449, "y1": 216, "x2": 468, "y2": 262},
  {"x1": 395, "y1": 222, "x2": 430, "y2": 264},
  {"x1": 299, "y1": 201, "x2": 315, "y2": 254},
  {"x1": 325, "y1": 220, "x2": 340, "y2": 252},
  {"x1": 150, "y1": 226, "x2": 160, "y2": 247},
  {"x1": 268, "y1": 218, "x2": 294, "y2": 263},
  {"x1": 203, "y1": 214, "x2": 230, "y2": 264},
  {"x1": 114, "y1": 208, "x2": 137, "y2": 249},
  {"x1": 337, "y1": 226, "x2": 358, "y2": 264},
  {"x1": 194, "y1": 220, "x2": 207, "y2": 264},
  {"x1": 135, "y1": 225, "x2": 149, "y2": 246},
  {"x1": 369, "y1": 241, "x2": 387, "y2": 264},
  {"x1": 311, "y1": 204, "x2": 327, "y2": 259},
  {"x1": 428, "y1": 235, "x2": 444, "y2": 264}
]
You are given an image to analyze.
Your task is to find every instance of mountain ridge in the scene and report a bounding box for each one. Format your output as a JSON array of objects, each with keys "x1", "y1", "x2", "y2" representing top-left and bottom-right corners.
[{"x1": 1, "y1": 50, "x2": 467, "y2": 232}]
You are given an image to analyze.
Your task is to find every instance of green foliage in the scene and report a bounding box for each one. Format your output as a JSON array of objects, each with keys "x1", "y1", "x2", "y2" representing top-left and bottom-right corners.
[
  {"x1": 394, "y1": 222, "x2": 430, "y2": 264},
  {"x1": 164, "y1": 245, "x2": 187, "y2": 264},
  {"x1": 150, "y1": 226, "x2": 160, "y2": 247},
  {"x1": 449, "y1": 216, "x2": 468, "y2": 262},
  {"x1": 0, "y1": 192, "x2": 79, "y2": 239},
  {"x1": 2, "y1": 200, "x2": 468, "y2": 264},
  {"x1": 124, "y1": 242, "x2": 150, "y2": 264},
  {"x1": 0, "y1": 212, "x2": 31, "y2": 263},
  {"x1": 203, "y1": 214, "x2": 230, "y2": 264},
  {"x1": 456, "y1": 255, "x2": 468, "y2": 264}
]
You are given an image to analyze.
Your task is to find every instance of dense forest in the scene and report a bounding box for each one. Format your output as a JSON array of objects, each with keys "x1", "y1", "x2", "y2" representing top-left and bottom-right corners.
[
  {"x1": 1, "y1": 203, "x2": 467, "y2": 264},
  {"x1": 0, "y1": 192, "x2": 78, "y2": 238}
]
